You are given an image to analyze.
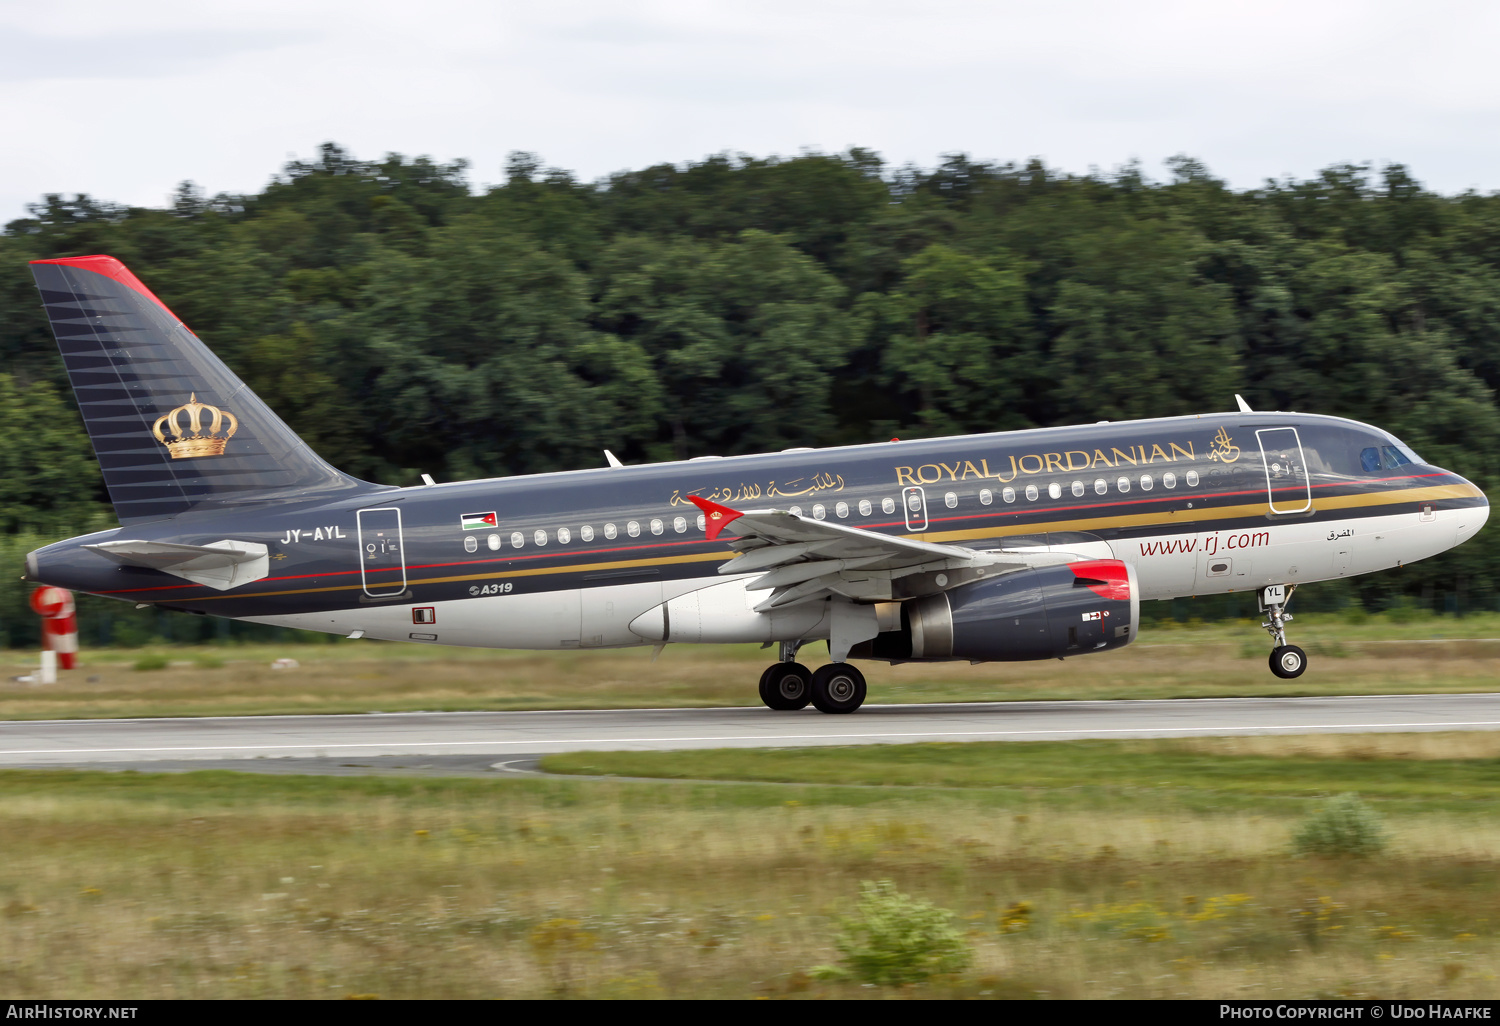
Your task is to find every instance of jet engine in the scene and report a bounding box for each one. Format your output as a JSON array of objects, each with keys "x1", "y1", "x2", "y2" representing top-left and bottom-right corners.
[{"x1": 849, "y1": 559, "x2": 1139, "y2": 662}]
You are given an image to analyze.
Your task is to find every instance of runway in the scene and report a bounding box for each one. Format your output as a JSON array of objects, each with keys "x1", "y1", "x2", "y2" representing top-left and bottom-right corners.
[{"x1": 0, "y1": 693, "x2": 1497, "y2": 775}]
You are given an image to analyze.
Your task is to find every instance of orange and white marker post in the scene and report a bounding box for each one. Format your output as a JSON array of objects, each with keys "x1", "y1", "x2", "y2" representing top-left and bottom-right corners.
[{"x1": 29, "y1": 586, "x2": 77, "y2": 684}]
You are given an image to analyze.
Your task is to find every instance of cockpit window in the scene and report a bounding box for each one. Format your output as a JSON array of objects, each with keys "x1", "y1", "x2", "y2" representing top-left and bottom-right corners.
[{"x1": 1361, "y1": 445, "x2": 1415, "y2": 473}]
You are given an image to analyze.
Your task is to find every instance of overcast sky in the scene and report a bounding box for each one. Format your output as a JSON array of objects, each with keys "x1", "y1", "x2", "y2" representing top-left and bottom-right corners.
[{"x1": 2, "y1": 0, "x2": 1498, "y2": 221}]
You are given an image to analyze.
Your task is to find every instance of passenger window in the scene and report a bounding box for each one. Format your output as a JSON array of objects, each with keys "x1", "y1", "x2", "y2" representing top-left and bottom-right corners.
[
  {"x1": 1047, "y1": 482, "x2": 1061, "y2": 500},
  {"x1": 1003, "y1": 487, "x2": 1016, "y2": 503},
  {"x1": 812, "y1": 504, "x2": 826, "y2": 519},
  {"x1": 836, "y1": 501, "x2": 849, "y2": 518},
  {"x1": 1025, "y1": 484, "x2": 1039, "y2": 501},
  {"x1": 534, "y1": 529, "x2": 548, "y2": 546},
  {"x1": 1140, "y1": 475, "x2": 1153, "y2": 491},
  {"x1": 881, "y1": 497, "x2": 895, "y2": 514},
  {"x1": 650, "y1": 519, "x2": 664, "y2": 535},
  {"x1": 604, "y1": 523, "x2": 618, "y2": 540},
  {"x1": 511, "y1": 531, "x2": 524, "y2": 548},
  {"x1": 979, "y1": 489, "x2": 993, "y2": 505},
  {"x1": 944, "y1": 492, "x2": 958, "y2": 508},
  {"x1": 789, "y1": 506, "x2": 803, "y2": 517},
  {"x1": 859, "y1": 499, "x2": 872, "y2": 516},
  {"x1": 557, "y1": 527, "x2": 571, "y2": 544},
  {"x1": 1117, "y1": 477, "x2": 1130, "y2": 494},
  {"x1": 581, "y1": 525, "x2": 595, "y2": 542},
  {"x1": 1094, "y1": 479, "x2": 1107, "y2": 495},
  {"x1": 464, "y1": 536, "x2": 478, "y2": 553},
  {"x1": 627, "y1": 521, "x2": 640, "y2": 538},
  {"x1": 487, "y1": 534, "x2": 501, "y2": 551},
  {"x1": 1163, "y1": 473, "x2": 1177, "y2": 489},
  {"x1": 1071, "y1": 481, "x2": 1084, "y2": 497},
  {"x1": 696, "y1": 514, "x2": 706, "y2": 531},
  {"x1": 1186, "y1": 471, "x2": 1200, "y2": 486},
  {"x1": 907, "y1": 493, "x2": 921, "y2": 511},
  {"x1": 673, "y1": 516, "x2": 687, "y2": 533}
]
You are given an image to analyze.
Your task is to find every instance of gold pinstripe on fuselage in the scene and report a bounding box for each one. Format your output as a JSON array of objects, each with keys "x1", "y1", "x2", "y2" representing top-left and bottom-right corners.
[{"x1": 177, "y1": 481, "x2": 1481, "y2": 603}]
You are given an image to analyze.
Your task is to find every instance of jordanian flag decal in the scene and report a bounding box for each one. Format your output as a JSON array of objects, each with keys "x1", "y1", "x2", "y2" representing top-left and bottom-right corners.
[{"x1": 461, "y1": 511, "x2": 498, "y2": 531}]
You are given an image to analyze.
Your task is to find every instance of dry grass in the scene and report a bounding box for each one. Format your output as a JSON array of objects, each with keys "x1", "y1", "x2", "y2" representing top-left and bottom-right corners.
[
  {"x1": 2, "y1": 617, "x2": 1500, "y2": 720},
  {"x1": 1162, "y1": 732, "x2": 1500, "y2": 762},
  {"x1": 0, "y1": 746, "x2": 1497, "y2": 999}
]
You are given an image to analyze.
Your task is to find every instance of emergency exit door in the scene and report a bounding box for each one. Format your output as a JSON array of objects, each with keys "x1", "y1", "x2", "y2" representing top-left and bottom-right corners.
[{"x1": 902, "y1": 486, "x2": 928, "y2": 532}]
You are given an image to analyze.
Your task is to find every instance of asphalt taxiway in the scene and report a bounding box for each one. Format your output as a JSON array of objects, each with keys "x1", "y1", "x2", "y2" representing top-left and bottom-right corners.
[{"x1": 0, "y1": 693, "x2": 1496, "y2": 776}]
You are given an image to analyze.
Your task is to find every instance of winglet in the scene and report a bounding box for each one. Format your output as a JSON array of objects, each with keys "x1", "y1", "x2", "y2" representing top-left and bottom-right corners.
[{"x1": 686, "y1": 495, "x2": 743, "y2": 541}]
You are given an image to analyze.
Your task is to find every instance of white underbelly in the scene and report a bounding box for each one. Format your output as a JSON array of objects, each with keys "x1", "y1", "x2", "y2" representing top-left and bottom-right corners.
[{"x1": 1117, "y1": 507, "x2": 1470, "y2": 600}]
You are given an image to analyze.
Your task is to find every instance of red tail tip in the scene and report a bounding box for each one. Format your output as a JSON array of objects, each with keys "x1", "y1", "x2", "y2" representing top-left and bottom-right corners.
[{"x1": 29, "y1": 254, "x2": 177, "y2": 318}]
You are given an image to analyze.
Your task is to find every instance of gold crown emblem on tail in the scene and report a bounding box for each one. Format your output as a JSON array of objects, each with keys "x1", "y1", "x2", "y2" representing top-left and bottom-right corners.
[{"x1": 152, "y1": 394, "x2": 238, "y2": 459}]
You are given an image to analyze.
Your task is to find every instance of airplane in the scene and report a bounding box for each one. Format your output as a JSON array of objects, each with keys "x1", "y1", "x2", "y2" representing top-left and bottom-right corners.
[{"x1": 20, "y1": 255, "x2": 1491, "y2": 713}]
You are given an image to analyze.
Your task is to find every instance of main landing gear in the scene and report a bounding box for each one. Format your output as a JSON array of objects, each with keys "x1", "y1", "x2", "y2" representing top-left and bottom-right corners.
[
  {"x1": 1259, "y1": 583, "x2": 1307, "y2": 679},
  {"x1": 758, "y1": 642, "x2": 868, "y2": 714}
]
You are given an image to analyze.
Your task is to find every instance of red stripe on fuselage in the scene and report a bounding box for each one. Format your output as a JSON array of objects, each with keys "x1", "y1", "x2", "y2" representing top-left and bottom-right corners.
[{"x1": 97, "y1": 472, "x2": 1457, "y2": 598}]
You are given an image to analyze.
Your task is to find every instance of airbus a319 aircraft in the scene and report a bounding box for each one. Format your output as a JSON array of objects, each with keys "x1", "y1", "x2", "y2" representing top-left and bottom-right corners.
[{"x1": 22, "y1": 256, "x2": 1491, "y2": 713}]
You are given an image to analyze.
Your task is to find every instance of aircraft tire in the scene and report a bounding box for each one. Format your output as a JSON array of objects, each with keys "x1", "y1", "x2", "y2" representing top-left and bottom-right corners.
[
  {"x1": 810, "y1": 663, "x2": 867, "y2": 714},
  {"x1": 1269, "y1": 645, "x2": 1308, "y2": 679},
  {"x1": 759, "y1": 662, "x2": 813, "y2": 710}
]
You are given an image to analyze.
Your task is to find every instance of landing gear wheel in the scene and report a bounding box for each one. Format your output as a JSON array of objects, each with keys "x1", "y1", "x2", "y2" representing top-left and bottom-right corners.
[
  {"x1": 810, "y1": 663, "x2": 867, "y2": 714},
  {"x1": 758, "y1": 662, "x2": 812, "y2": 710},
  {"x1": 1269, "y1": 645, "x2": 1307, "y2": 679}
]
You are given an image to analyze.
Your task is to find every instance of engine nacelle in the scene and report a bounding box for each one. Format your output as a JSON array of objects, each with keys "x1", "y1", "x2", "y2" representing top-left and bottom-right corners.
[{"x1": 849, "y1": 560, "x2": 1139, "y2": 662}]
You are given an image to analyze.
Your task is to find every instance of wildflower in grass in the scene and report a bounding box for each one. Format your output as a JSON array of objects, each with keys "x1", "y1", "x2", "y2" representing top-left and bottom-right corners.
[
  {"x1": 1185, "y1": 894, "x2": 1252, "y2": 923},
  {"x1": 1066, "y1": 900, "x2": 1172, "y2": 942},
  {"x1": 1292, "y1": 793, "x2": 1389, "y2": 857},
  {"x1": 999, "y1": 901, "x2": 1032, "y2": 934},
  {"x1": 1289, "y1": 896, "x2": 1349, "y2": 941}
]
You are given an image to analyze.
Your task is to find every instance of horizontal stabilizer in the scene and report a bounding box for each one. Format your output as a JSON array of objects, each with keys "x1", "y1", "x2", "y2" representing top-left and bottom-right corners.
[{"x1": 84, "y1": 539, "x2": 270, "y2": 591}]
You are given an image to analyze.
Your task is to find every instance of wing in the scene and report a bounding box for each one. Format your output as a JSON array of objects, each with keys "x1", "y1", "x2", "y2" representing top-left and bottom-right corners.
[{"x1": 687, "y1": 495, "x2": 1054, "y2": 611}]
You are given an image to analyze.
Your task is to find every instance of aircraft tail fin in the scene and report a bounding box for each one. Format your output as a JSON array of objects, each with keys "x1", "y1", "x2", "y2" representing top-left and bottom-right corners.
[{"x1": 30, "y1": 255, "x2": 380, "y2": 525}]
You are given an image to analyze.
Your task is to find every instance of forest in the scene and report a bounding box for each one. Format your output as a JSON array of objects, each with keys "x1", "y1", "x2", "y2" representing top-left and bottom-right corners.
[{"x1": 2, "y1": 144, "x2": 1498, "y2": 645}]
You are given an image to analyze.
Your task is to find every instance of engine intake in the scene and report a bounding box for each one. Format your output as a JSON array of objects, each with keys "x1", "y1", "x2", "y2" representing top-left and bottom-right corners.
[{"x1": 850, "y1": 559, "x2": 1139, "y2": 662}]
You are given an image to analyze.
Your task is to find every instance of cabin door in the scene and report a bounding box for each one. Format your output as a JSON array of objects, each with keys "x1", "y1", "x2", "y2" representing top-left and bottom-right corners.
[
  {"x1": 357, "y1": 507, "x2": 408, "y2": 597},
  {"x1": 1256, "y1": 428, "x2": 1312, "y2": 514}
]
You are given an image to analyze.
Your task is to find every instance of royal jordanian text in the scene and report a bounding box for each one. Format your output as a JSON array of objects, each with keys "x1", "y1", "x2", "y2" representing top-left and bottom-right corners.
[{"x1": 895, "y1": 441, "x2": 1215, "y2": 486}]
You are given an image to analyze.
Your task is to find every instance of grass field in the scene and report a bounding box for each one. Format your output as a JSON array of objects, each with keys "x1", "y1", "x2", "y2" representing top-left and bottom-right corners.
[
  {"x1": 1, "y1": 733, "x2": 1497, "y2": 999},
  {"x1": 2, "y1": 611, "x2": 1500, "y2": 720}
]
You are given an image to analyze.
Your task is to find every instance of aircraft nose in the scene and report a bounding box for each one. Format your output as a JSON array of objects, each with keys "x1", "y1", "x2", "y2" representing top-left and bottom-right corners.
[
  {"x1": 1452, "y1": 478, "x2": 1489, "y2": 546},
  {"x1": 1452, "y1": 474, "x2": 1488, "y2": 549}
]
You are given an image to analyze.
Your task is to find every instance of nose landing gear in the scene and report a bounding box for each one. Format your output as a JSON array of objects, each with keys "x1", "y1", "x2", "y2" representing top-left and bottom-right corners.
[{"x1": 1259, "y1": 583, "x2": 1307, "y2": 679}]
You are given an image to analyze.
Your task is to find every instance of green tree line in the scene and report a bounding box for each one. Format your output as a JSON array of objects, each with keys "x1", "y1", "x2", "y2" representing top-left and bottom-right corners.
[{"x1": 2, "y1": 145, "x2": 1498, "y2": 645}]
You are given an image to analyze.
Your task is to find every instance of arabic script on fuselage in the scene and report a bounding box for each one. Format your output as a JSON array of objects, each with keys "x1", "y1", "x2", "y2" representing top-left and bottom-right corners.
[{"x1": 669, "y1": 471, "x2": 845, "y2": 507}]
